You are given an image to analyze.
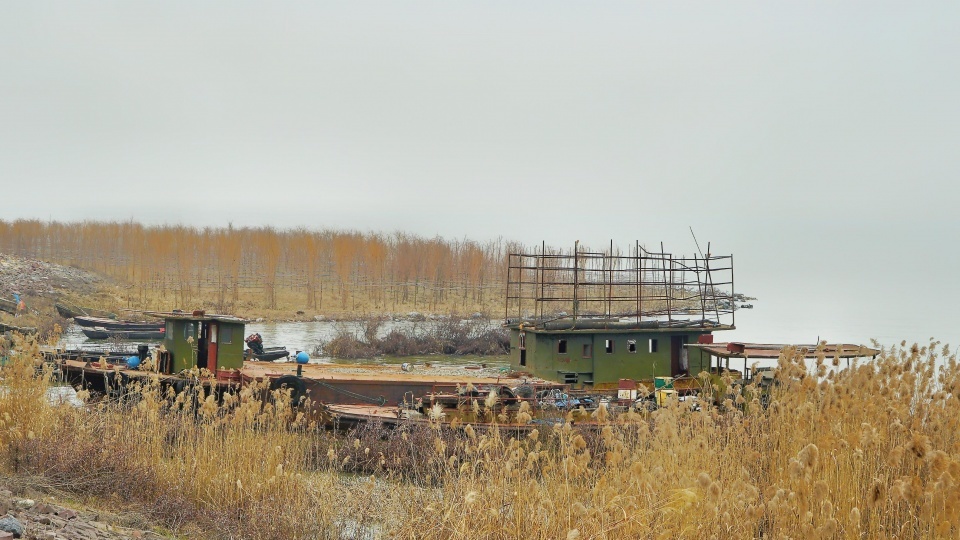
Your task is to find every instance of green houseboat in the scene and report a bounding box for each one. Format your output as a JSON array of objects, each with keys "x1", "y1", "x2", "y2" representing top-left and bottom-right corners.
[
  {"x1": 504, "y1": 241, "x2": 736, "y2": 390},
  {"x1": 507, "y1": 321, "x2": 729, "y2": 389}
]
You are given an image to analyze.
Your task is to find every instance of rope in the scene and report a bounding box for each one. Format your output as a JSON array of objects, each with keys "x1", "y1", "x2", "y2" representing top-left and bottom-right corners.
[{"x1": 312, "y1": 379, "x2": 386, "y2": 406}]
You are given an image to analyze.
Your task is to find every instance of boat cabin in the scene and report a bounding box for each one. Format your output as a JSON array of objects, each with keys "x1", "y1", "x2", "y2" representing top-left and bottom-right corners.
[
  {"x1": 507, "y1": 323, "x2": 724, "y2": 389},
  {"x1": 504, "y1": 241, "x2": 736, "y2": 389},
  {"x1": 148, "y1": 311, "x2": 247, "y2": 375}
]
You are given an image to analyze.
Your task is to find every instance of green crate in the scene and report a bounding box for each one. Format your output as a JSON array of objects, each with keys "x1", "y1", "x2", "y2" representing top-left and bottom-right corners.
[{"x1": 654, "y1": 376, "x2": 674, "y2": 389}]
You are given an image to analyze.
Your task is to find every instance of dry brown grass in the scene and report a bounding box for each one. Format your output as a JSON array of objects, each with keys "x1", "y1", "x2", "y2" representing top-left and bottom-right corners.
[{"x1": 2, "y1": 334, "x2": 959, "y2": 538}]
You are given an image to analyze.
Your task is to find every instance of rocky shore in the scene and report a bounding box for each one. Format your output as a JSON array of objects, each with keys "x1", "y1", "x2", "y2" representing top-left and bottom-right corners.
[
  {"x1": 0, "y1": 254, "x2": 108, "y2": 300},
  {"x1": 0, "y1": 486, "x2": 165, "y2": 540}
]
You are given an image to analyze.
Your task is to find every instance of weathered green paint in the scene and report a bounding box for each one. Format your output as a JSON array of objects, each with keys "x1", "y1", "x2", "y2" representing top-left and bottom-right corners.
[
  {"x1": 161, "y1": 315, "x2": 246, "y2": 373},
  {"x1": 213, "y1": 322, "x2": 246, "y2": 370},
  {"x1": 509, "y1": 327, "x2": 718, "y2": 387},
  {"x1": 163, "y1": 319, "x2": 197, "y2": 373}
]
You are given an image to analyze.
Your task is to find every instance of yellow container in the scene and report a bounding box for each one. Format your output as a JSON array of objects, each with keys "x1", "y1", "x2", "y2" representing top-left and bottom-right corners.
[{"x1": 655, "y1": 389, "x2": 677, "y2": 407}]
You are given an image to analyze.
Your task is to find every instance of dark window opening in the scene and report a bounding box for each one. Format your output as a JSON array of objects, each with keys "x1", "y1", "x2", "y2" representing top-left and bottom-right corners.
[
  {"x1": 605, "y1": 339, "x2": 614, "y2": 354},
  {"x1": 558, "y1": 339, "x2": 567, "y2": 354},
  {"x1": 197, "y1": 323, "x2": 209, "y2": 369},
  {"x1": 221, "y1": 326, "x2": 233, "y2": 344},
  {"x1": 520, "y1": 349, "x2": 527, "y2": 367},
  {"x1": 628, "y1": 340, "x2": 637, "y2": 353},
  {"x1": 649, "y1": 338, "x2": 658, "y2": 353},
  {"x1": 563, "y1": 373, "x2": 578, "y2": 384},
  {"x1": 582, "y1": 343, "x2": 592, "y2": 358}
]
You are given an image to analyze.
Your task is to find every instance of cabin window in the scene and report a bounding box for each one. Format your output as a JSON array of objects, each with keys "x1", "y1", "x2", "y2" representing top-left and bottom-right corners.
[
  {"x1": 518, "y1": 332, "x2": 526, "y2": 350},
  {"x1": 649, "y1": 338, "x2": 658, "y2": 353},
  {"x1": 582, "y1": 343, "x2": 592, "y2": 358},
  {"x1": 605, "y1": 339, "x2": 614, "y2": 354},
  {"x1": 221, "y1": 326, "x2": 233, "y2": 344},
  {"x1": 558, "y1": 339, "x2": 567, "y2": 354},
  {"x1": 165, "y1": 320, "x2": 172, "y2": 338},
  {"x1": 183, "y1": 323, "x2": 192, "y2": 340},
  {"x1": 563, "y1": 373, "x2": 578, "y2": 384},
  {"x1": 628, "y1": 340, "x2": 637, "y2": 353}
]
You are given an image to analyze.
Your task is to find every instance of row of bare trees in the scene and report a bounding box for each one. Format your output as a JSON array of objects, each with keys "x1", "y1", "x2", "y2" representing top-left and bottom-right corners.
[{"x1": 0, "y1": 220, "x2": 518, "y2": 314}]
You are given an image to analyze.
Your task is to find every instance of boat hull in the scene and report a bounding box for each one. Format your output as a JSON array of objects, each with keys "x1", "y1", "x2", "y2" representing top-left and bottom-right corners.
[
  {"x1": 241, "y1": 362, "x2": 565, "y2": 407},
  {"x1": 81, "y1": 327, "x2": 166, "y2": 340},
  {"x1": 244, "y1": 347, "x2": 290, "y2": 362},
  {"x1": 55, "y1": 302, "x2": 117, "y2": 320},
  {"x1": 322, "y1": 403, "x2": 587, "y2": 433},
  {"x1": 74, "y1": 316, "x2": 164, "y2": 332},
  {"x1": 0, "y1": 322, "x2": 37, "y2": 334},
  {"x1": 0, "y1": 298, "x2": 17, "y2": 315}
]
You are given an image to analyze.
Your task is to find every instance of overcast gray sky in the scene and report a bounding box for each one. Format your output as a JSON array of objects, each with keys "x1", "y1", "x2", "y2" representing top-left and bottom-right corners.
[{"x1": 2, "y1": 2, "x2": 958, "y2": 342}]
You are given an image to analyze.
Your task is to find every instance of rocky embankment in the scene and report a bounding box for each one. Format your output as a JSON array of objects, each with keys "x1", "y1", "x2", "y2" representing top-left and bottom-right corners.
[
  {"x1": 0, "y1": 254, "x2": 119, "y2": 337},
  {"x1": 0, "y1": 486, "x2": 164, "y2": 540},
  {"x1": 0, "y1": 254, "x2": 107, "y2": 300}
]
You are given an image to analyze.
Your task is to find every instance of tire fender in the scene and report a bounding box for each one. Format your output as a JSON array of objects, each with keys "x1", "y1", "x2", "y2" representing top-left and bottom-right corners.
[{"x1": 270, "y1": 375, "x2": 307, "y2": 406}]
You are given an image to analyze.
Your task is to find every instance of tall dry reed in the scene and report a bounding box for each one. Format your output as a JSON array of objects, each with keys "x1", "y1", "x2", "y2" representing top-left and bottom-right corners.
[{"x1": 2, "y1": 336, "x2": 959, "y2": 538}]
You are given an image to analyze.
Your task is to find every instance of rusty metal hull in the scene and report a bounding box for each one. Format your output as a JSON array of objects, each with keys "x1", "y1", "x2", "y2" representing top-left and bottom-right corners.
[
  {"x1": 240, "y1": 361, "x2": 562, "y2": 406},
  {"x1": 302, "y1": 377, "x2": 483, "y2": 406},
  {"x1": 322, "y1": 403, "x2": 597, "y2": 433},
  {"x1": 58, "y1": 359, "x2": 239, "y2": 396},
  {"x1": 53, "y1": 357, "x2": 566, "y2": 417}
]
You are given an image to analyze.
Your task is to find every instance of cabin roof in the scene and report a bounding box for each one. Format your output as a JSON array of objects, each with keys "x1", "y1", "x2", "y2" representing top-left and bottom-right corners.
[
  {"x1": 686, "y1": 342, "x2": 879, "y2": 359},
  {"x1": 504, "y1": 317, "x2": 733, "y2": 334},
  {"x1": 510, "y1": 325, "x2": 736, "y2": 335},
  {"x1": 138, "y1": 310, "x2": 248, "y2": 324}
]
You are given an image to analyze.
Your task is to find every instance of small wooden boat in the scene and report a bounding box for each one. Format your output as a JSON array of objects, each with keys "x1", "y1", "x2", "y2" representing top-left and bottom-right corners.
[
  {"x1": 55, "y1": 302, "x2": 81, "y2": 318},
  {"x1": 43, "y1": 347, "x2": 140, "y2": 364},
  {"x1": 55, "y1": 302, "x2": 117, "y2": 320},
  {"x1": 74, "y1": 315, "x2": 164, "y2": 332},
  {"x1": 0, "y1": 322, "x2": 37, "y2": 335},
  {"x1": 244, "y1": 346, "x2": 290, "y2": 361},
  {"x1": 81, "y1": 327, "x2": 166, "y2": 340},
  {"x1": 0, "y1": 298, "x2": 17, "y2": 315}
]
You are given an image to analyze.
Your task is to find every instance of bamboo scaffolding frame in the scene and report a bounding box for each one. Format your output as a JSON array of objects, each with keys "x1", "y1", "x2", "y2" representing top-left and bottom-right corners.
[{"x1": 505, "y1": 241, "x2": 735, "y2": 326}]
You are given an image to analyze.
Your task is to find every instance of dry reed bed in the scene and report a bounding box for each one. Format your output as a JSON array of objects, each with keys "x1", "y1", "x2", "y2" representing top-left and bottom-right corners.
[
  {"x1": 1, "y1": 336, "x2": 959, "y2": 538},
  {"x1": 320, "y1": 316, "x2": 510, "y2": 359}
]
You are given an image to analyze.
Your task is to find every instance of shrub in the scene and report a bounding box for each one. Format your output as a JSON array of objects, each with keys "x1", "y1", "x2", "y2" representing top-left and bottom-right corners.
[{"x1": 317, "y1": 316, "x2": 509, "y2": 359}]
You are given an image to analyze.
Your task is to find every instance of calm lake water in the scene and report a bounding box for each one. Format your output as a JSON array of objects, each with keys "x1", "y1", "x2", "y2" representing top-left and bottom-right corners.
[{"x1": 59, "y1": 319, "x2": 512, "y2": 368}]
